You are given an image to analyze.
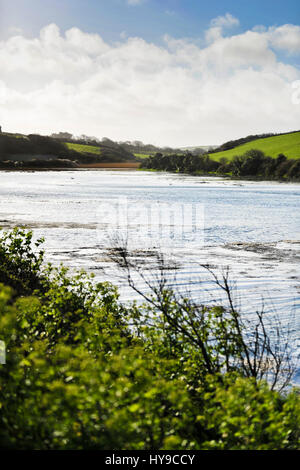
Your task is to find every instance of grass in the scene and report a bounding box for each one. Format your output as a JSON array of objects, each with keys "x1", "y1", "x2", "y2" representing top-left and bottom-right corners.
[
  {"x1": 134, "y1": 153, "x2": 151, "y2": 159},
  {"x1": 209, "y1": 131, "x2": 300, "y2": 161},
  {"x1": 65, "y1": 142, "x2": 102, "y2": 155}
]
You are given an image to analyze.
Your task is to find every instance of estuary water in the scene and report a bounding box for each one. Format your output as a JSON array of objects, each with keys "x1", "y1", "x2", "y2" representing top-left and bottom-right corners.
[{"x1": 0, "y1": 169, "x2": 299, "y2": 378}]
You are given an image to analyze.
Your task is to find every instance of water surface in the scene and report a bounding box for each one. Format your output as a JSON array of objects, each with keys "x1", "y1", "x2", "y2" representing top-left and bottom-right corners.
[{"x1": 0, "y1": 169, "x2": 299, "y2": 377}]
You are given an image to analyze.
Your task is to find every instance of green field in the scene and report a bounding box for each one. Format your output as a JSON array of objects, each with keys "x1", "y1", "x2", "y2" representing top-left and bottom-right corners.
[
  {"x1": 65, "y1": 142, "x2": 102, "y2": 155},
  {"x1": 134, "y1": 153, "x2": 150, "y2": 159},
  {"x1": 209, "y1": 131, "x2": 300, "y2": 161}
]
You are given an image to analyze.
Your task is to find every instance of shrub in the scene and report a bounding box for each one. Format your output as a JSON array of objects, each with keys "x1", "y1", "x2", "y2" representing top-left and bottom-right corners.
[{"x1": 0, "y1": 230, "x2": 299, "y2": 450}]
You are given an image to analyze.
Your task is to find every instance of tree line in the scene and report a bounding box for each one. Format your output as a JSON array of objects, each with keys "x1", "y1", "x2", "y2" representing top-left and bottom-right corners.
[
  {"x1": 141, "y1": 149, "x2": 300, "y2": 180},
  {"x1": 0, "y1": 133, "x2": 135, "y2": 165}
]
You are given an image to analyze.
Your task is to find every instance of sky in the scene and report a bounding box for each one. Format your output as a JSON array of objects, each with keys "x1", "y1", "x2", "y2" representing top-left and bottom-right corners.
[{"x1": 0, "y1": 0, "x2": 299, "y2": 146}]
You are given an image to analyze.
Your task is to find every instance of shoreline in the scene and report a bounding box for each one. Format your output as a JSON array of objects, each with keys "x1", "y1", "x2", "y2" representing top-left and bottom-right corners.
[
  {"x1": 0, "y1": 165, "x2": 299, "y2": 183},
  {"x1": 138, "y1": 167, "x2": 300, "y2": 184},
  {"x1": 77, "y1": 162, "x2": 140, "y2": 168},
  {"x1": 0, "y1": 162, "x2": 141, "y2": 172}
]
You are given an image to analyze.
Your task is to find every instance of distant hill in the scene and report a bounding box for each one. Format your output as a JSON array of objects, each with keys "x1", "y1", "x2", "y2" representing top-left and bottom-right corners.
[
  {"x1": 0, "y1": 132, "x2": 135, "y2": 165},
  {"x1": 1, "y1": 129, "x2": 299, "y2": 169},
  {"x1": 140, "y1": 130, "x2": 300, "y2": 180},
  {"x1": 0, "y1": 131, "x2": 214, "y2": 163},
  {"x1": 209, "y1": 131, "x2": 300, "y2": 161},
  {"x1": 179, "y1": 145, "x2": 217, "y2": 152},
  {"x1": 64, "y1": 141, "x2": 135, "y2": 163}
]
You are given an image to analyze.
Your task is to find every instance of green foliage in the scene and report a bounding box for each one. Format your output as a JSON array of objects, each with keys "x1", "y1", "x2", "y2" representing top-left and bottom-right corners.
[
  {"x1": 0, "y1": 230, "x2": 299, "y2": 449},
  {"x1": 142, "y1": 148, "x2": 300, "y2": 180},
  {"x1": 0, "y1": 229, "x2": 46, "y2": 296},
  {"x1": 229, "y1": 150, "x2": 300, "y2": 179},
  {"x1": 198, "y1": 375, "x2": 300, "y2": 450},
  {"x1": 141, "y1": 153, "x2": 219, "y2": 174},
  {"x1": 0, "y1": 133, "x2": 68, "y2": 158},
  {"x1": 141, "y1": 131, "x2": 300, "y2": 180}
]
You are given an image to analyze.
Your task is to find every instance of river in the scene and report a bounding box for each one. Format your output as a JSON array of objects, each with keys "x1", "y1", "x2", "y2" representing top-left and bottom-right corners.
[{"x1": 0, "y1": 169, "x2": 299, "y2": 380}]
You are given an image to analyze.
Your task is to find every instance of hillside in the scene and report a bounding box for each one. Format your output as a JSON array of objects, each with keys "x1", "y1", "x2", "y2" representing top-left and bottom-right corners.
[
  {"x1": 65, "y1": 141, "x2": 134, "y2": 162},
  {"x1": 209, "y1": 131, "x2": 300, "y2": 161},
  {"x1": 0, "y1": 132, "x2": 136, "y2": 167},
  {"x1": 66, "y1": 142, "x2": 102, "y2": 155},
  {"x1": 141, "y1": 130, "x2": 300, "y2": 180}
]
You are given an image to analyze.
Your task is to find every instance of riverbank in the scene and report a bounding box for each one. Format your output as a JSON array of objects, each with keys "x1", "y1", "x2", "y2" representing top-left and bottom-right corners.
[
  {"x1": 0, "y1": 161, "x2": 141, "y2": 170},
  {"x1": 78, "y1": 162, "x2": 141, "y2": 169},
  {"x1": 138, "y1": 167, "x2": 300, "y2": 183},
  {"x1": 140, "y1": 149, "x2": 300, "y2": 182},
  {"x1": 0, "y1": 164, "x2": 299, "y2": 181}
]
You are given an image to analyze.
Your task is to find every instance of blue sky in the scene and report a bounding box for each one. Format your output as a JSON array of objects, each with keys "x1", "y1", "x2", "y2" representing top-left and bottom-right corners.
[
  {"x1": 1, "y1": 0, "x2": 299, "y2": 43},
  {"x1": 0, "y1": 0, "x2": 299, "y2": 145}
]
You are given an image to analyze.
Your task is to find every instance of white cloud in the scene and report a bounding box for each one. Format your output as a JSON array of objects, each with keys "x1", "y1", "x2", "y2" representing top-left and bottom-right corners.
[
  {"x1": 206, "y1": 13, "x2": 239, "y2": 44},
  {"x1": 267, "y1": 24, "x2": 300, "y2": 54},
  {"x1": 0, "y1": 21, "x2": 299, "y2": 146},
  {"x1": 211, "y1": 13, "x2": 240, "y2": 29}
]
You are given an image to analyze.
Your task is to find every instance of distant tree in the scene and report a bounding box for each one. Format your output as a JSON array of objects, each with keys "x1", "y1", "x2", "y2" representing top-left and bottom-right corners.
[
  {"x1": 275, "y1": 155, "x2": 293, "y2": 179},
  {"x1": 230, "y1": 155, "x2": 244, "y2": 176},
  {"x1": 51, "y1": 132, "x2": 73, "y2": 141},
  {"x1": 276, "y1": 153, "x2": 287, "y2": 165},
  {"x1": 141, "y1": 147, "x2": 297, "y2": 181},
  {"x1": 287, "y1": 160, "x2": 300, "y2": 179},
  {"x1": 240, "y1": 149, "x2": 265, "y2": 176}
]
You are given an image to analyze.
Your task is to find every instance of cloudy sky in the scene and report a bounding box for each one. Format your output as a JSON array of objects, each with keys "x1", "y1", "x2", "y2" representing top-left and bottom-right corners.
[{"x1": 0, "y1": 0, "x2": 299, "y2": 146}]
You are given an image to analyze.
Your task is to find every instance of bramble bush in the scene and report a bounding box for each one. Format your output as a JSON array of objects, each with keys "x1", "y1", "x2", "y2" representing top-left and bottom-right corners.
[{"x1": 0, "y1": 229, "x2": 299, "y2": 449}]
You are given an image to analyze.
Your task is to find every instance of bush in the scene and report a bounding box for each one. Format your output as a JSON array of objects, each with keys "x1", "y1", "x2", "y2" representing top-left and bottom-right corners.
[
  {"x1": 0, "y1": 229, "x2": 46, "y2": 296},
  {"x1": 0, "y1": 230, "x2": 299, "y2": 450}
]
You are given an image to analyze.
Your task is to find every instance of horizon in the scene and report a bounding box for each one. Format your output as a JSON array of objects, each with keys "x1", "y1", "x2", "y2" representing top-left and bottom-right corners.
[{"x1": 0, "y1": 0, "x2": 299, "y2": 146}]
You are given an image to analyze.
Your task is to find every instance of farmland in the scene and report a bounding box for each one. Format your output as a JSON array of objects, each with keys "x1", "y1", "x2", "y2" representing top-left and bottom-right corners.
[{"x1": 209, "y1": 131, "x2": 300, "y2": 161}]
